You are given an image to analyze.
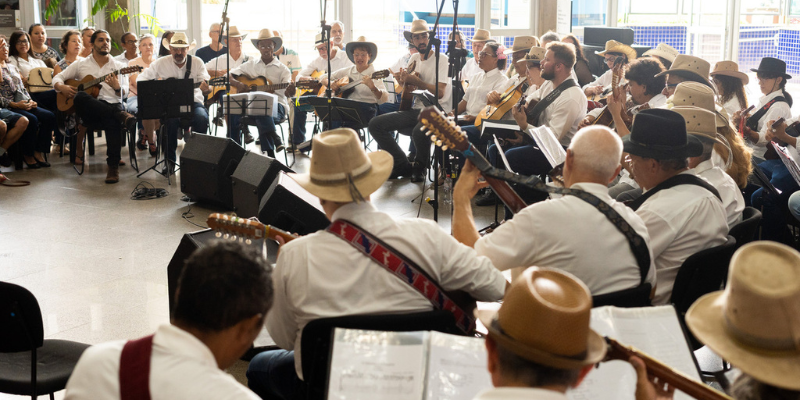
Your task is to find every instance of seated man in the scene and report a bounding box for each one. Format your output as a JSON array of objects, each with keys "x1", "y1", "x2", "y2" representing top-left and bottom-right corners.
[
  {"x1": 368, "y1": 19, "x2": 450, "y2": 182},
  {"x1": 205, "y1": 26, "x2": 249, "y2": 78},
  {"x1": 623, "y1": 109, "x2": 728, "y2": 305},
  {"x1": 137, "y1": 32, "x2": 210, "y2": 172},
  {"x1": 53, "y1": 29, "x2": 136, "y2": 184},
  {"x1": 475, "y1": 267, "x2": 672, "y2": 400},
  {"x1": 246, "y1": 128, "x2": 506, "y2": 400},
  {"x1": 229, "y1": 29, "x2": 295, "y2": 157},
  {"x1": 64, "y1": 240, "x2": 273, "y2": 400},
  {"x1": 454, "y1": 126, "x2": 655, "y2": 296}
]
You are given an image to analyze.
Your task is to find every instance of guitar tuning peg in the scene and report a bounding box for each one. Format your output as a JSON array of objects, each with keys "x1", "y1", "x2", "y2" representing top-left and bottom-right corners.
[
  {"x1": 245, "y1": 239, "x2": 252, "y2": 245},
  {"x1": 435, "y1": 140, "x2": 443, "y2": 146},
  {"x1": 239, "y1": 237, "x2": 244, "y2": 243},
  {"x1": 223, "y1": 233, "x2": 230, "y2": 239},
  {"x1": 215, "y1": 232, "x2": 222, "y2": 238},
  {"x1": 442, "y1": 145, "x2": 449, "y2": 150},
  {"x1": 429, "y1": 135, "x2": 437, "y2": 143}
]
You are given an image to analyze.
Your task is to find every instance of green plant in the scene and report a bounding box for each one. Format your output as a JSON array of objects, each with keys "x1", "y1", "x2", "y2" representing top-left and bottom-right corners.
[{"x1": 45, "y1": 0, "x2": 164, "y2": 38}]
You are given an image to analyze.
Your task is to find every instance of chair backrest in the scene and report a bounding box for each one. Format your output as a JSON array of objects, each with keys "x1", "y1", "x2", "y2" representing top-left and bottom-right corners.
[
  {"x1": 592, "y1": 283, "x2": 652, "y2": 308},
  {"x1": 728, "y1": 206, "x2": 762, "y2": 249},
  {"x1": 299, "y1": 310, "x2": 462, "y2": 400},
  {"x1": 0, "y1": 282, "x2": 45, "y2": 353},
  {"x1": 670, "y1": 235, "x2": 736, "y2": 314}
]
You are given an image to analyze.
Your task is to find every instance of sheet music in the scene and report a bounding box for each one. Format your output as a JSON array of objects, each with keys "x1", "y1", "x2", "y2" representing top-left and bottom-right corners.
[
  {"x1": 222, "y1": 91, "x2": 277, "y2": 117},
  {"x1": 328, "y1": 329, "x2": 428, "y2": 400},
  {"x1": 772, "y1": 142, "x2": 800, "y2": 187},
  {"x1": 568, "y1": 306, "x2": 700, "y2": 400},
  {"x1": 493, "y1": 135, "x2": 514, "y2": 173},
  {"x1": 526, "y1": 125, "x2": 566, "y2": 168},
  {"x1": 425, "y1": 331, "x2": 493, "y2": 400}
]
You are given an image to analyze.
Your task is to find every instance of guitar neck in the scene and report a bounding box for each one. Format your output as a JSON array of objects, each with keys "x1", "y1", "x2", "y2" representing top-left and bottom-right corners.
[
  {"x1": 461, "y1": 142, "x2": 527, "y2": 214},
  {"x1": 255, "y1": 82, "x2": 291, "y2": 92}
]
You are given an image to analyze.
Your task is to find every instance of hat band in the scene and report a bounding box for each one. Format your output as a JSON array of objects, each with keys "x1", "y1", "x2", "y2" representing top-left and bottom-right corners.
[
  {"x1": 628, "y1": 137, "x2": 687, "y2": 151},
  {"x1": 309, "y1": 162, "x2": 372, "y2": 186},
  {"x1": 495, "y1": 319, "x2": 589, "y2": 361},
  {"x1": 724, "y1": 313, "x2": 800, "y2": 352}
]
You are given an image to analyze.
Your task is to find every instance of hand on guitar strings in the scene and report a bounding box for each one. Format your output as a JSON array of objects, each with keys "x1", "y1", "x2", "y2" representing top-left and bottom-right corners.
[
  {"x1": 486, "y1": 91, "x2": 501, "y2": 106},
  {"x1": 361, "y1": 75, "x2": 376, "y2": 90},
  {"x1": 452, "y1": 160, "x2": 489, "y2": 203},
  {"x1": 511, "y1": 101, "x2": 528, "y2": 131},
  {"x1": 630, "y1": 356, "x2": 676, "y2": 400}
]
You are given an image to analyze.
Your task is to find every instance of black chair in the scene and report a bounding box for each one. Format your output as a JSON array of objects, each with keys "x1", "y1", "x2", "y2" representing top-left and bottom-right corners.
[
  {"x1": 592, "y1": 283, "x2": 652, "y2": 308},
  {"x1": 298, "y1": 311, "x2": 463, "y2": 400},
  {"x1": 669, "y1": 235, "x2": 736, "y2": 350},
  {"x1": 0, "y1": 282, "x2": 91, "y2": 400},
  {"x1": 728, "y1": 206, "x2": 762, "y2": 250}
]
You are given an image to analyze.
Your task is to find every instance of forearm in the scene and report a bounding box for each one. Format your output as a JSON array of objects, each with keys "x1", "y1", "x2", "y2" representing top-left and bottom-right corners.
[{"x1": 452, "y1": 193, "x2": 481, "y2": 248}]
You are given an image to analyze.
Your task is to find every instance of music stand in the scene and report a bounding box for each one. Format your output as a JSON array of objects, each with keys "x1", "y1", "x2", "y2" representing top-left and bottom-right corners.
[
  {"x1": 222, "y1": 91, "x2": 277, "y2": 150},
  {"x1": 305, "y1": 96, "x2": 374, "y2": 148},
  {"x1": 136, "y1": 79, "x2": 194, "y2": 185}
]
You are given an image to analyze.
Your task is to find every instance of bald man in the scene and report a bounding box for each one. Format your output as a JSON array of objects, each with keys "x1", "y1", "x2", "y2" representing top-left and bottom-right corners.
[
  {"x1": 195, "y1": 23, "x2": 227, "y2": 63},
  {"x1": 452, "y1": 126, "x2": 655, "y2": 297}
]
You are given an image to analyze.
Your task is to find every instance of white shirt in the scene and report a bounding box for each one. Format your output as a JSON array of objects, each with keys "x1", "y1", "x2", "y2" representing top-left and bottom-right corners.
[
  {"x1": 527, "y1": 78, "x2": 588, "y2": 145},
  {"x1": 64, "y1": 324, "x2": 260, "y2": 400},
  {"x1": 137, "y1": 55, "x2": 210, "y2": 105},
  {"x1": 474, "y1": 183, "x2": 655, "y2": 295},
  {"x1": 635, "y1": 170, "x2": 729, "y2": 305},
  {"x1": 407, "y1": 50, "x2": 452, "y2": 111},
  {"x1": 205, "y1": 52, "x2": 249, "y2": 72},
  {"x1": 461, "y1": 57, "x2": 481, "y2": 81},
  {"x1": 9, "y1": 55, "x2": 46, "y2": 78},
  {"x1": 747, "y1": 90, "x2": 792, "y2": 158},
  {"x1": 113, "y1": 52, "x2": 137, "y2": 66},
  {"x1": 583, "y1": 68, "x2": 613, "y2": 90},
  {"x1": 720, "y1": 96, "x2": 744, "y2": 118},
  {"x1": 694, "y1": 159, "x2": 744, "y2": 228},
  {"x1": 463, "y1": 68, "x2": 508, "y2": 116},
  {"x1": 588, "y1": 93, "x2": 667, "y2": 120},
  {"x1": 229, "y1": 57, "x2": 292, "y2": 110},
  {"x1": 474, "y1": 387, "x2": 569, "y2": 400},
  {"x1": 390, "y1": 51, "x2": 414, "y2": 73},
  {"x1": 297, "y1": 48, "x2": 353, "y2": 79},
  {"x1": 268, "y1": 201, "x2": 506, "y2": 379},
  {"x1": 323, "y1": 64, "x2": 388, "y2": 104},
  {"x1": 53, "y1": 55, "x2": 128, "y2": 104}
]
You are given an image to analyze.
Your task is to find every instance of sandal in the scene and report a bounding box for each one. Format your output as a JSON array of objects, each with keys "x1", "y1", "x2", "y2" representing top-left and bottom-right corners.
[
  {"x1": 137, "y1": 136, "x2": 148, "y2": 151},
  {"x1": 148, "y1": 142, "x2": 157, "y2": 157}
]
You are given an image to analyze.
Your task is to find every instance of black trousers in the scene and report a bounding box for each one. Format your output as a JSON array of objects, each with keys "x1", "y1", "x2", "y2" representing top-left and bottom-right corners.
[{"x1": 73, "y1": 92, "x2": 126, "y2": 166}]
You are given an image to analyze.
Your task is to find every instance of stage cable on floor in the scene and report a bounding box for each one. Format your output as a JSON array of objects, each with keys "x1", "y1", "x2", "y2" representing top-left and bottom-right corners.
[{"x1": 130, "y1": 181, "x2": 169, "y2": 200}]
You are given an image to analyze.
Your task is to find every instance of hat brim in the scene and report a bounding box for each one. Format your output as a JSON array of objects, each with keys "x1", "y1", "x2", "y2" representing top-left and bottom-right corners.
[
  {"x1": 251, "y1": 37, "x2": 282, "y2": 51},
  {"x1": 477, "y1": 309, "x2": 607, "y2": 369},
  {"x1": 288, "y1": 151, "x2": 393, "y2": 203},
  {"x1": 686, "y1": 292, "x2": 800, "y2": 391},
  {"x1": 225, "y1": 33, "x2": 248, "y2": 40},
  {"x1": 345, "y1": 41, "x2": 378, "y2": 65},
  {"x1": 750, "y1": 68, "x2": 792, "y2": 80},
  {"x1": 622, "y1": 133, "x2": 704, "y2": 159},
  {"x1": 504, "y1": 47, "x2": 528, "y2": 55},
  {"x1": 656, "y1": 70, "x2": 714, "y2": 91},
  {"x1": 710, "y1": 70, "x2": 749, "y2": 85},
  {"x1": 404, "y1": 29, "x2": 430, "y2": 43},
  {"x1": 596, "y1": 47, "x2": 637, "y2": 62}
]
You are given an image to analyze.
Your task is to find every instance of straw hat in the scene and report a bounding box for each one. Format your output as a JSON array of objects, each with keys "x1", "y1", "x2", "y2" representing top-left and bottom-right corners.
[
  {"x1": 471, "y1": 29, "x2": 491, "y2": 42},
  {"x1": 655, "y1": 54, "x2": 712, "y2": 88},
  {"x1": 476, "y1": 267, "x2": 607, "y2": 369},
  {"x1": 686, "y1": 242, "x2": 800, "y2": 391},
  {"x1": 671, "y1": 106, "x2": 718, "y2": 143},
  {"x1": 623, "y1": 108, "x2": 703, "y2": 159},
  {"x1": 403, "y1": 19, "x2": 431, "y2": 43},
  {"x1": 710, "y1": 61, "x2": 749, "y2": 85},
  {"x1": 643, "y1": 43, "x2": 679, "y2": 63},
  {"x1": 345, "y1": 36, "x2": 378, "y2": 64},
  {"x1": 164, "y1": 32, "x2": 196, "y2": 52},
  {"x1": 524, "y1": 46, "x2": 546, "y2": 65},
  {"x1": 224, "y1": 26, "x2": 247, "y2": 39},
  {"x1": 671, "y1": 82, "x2": 729, "y2": 128},
  {"x1": 503, "y1": 36, "x2": 538, "y2": 55},
  {"x1": 595, "y1": 40, "x2": 637, "y2": 62},
  {"x1": 250, "y1": 29, "x2": 282, "y2": 50},
  {"x1": 288, "y1": 128, "x2": 393, "y2": 203}
]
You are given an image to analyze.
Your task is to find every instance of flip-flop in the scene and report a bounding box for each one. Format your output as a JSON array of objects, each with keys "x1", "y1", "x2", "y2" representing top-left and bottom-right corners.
[{"x1": 0, "y1": 173, "x2": 30, "y2": 187}]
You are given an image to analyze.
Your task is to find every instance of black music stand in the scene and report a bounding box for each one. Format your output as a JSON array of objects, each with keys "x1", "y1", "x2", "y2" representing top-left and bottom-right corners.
[
  {"x1": 137, "y1": 79, "x2": 194, "y2": 185},
  {"x1": 305, "y1": 96, "x2": 374, "y2": 148},
  {"x1": 222, "y1": 92, "x2": 277, "y2": 152}
]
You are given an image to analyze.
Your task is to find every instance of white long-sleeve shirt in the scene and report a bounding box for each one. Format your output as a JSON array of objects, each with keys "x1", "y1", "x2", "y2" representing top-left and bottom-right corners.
[
  {"x1": 694, "y1": 159, "x2": 744, "y2": 228},
  {"x1": 526, "y1": 78, "x2": 588, "y2": 145},
  {"x1": 746, "y1": 90, "x2": 792, "y2": 159},
  {"x1": 137, "y1": 55, "x2": 210, "y2": 104},
  {"x1": 462, "y1": 68, "x2": 508, "y2": 116},
  {"x1": 229, "y1": 57, "x2": 292, "y2": 110},
  {"x1": 322, "y1": 64, "x2": 388, "y2": 104},
  {"x1": 297, "y1": 48, "x2": 352, "y2": 79},
  {"x1": 53, "y1": 55, "x2": 128, "y2": 104}
]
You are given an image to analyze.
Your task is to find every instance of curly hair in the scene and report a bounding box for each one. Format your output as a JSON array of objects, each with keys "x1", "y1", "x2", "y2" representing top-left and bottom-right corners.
[
  {"x1": 59, "y1": 30, "x2": 80, "y2": 55},
  {"x1": 625, "y1": 58, "x2": 666, "y2": 96},
  {"x1": 713, "y1": 74, "x2": 748, "y2": 110},
  {"x1": 716, "y1": 123, "x2": 753, "y2": 188}
]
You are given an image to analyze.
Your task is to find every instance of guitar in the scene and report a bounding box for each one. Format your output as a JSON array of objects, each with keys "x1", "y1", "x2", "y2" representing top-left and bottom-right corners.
[
  {"x1": 332, "y1": 69, "x2": 391, "y2": 98},
  {"x1": 590, "y1": 56, "x2": 625, "y2": 104},
  {"x1": 418, "y1": 106, "x2": 528, "y2": 214},
  {"x1": 474, "y1": 78, "x2": 528, "y2": 127},
  {"x1": 231, "y1": 75, "x2": 319, "y2": 94},
  {"x1": 295, "y1": 70, "x2": 325, "y2": 97},
  {"x1": 398, "y1": 60, "x2": 418, "y2": 111},
  {"x1": 206, "y1": 213, "x2": 299, "y2": 243},
  {"x1": 57, "y1": 65, "x2": 143, "y2": 113},
  {"x1": 591, "y1": 57, "x2": 626, "y2": 127},
  {"x1": 26, "y1": 67, "x2": 54, "y2": 93}
]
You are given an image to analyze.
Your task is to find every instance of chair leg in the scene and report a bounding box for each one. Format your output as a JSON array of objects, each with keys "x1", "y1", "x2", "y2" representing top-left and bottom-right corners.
[{"x1": 88, "y1": 129, "x2": 95, "y2": 156}]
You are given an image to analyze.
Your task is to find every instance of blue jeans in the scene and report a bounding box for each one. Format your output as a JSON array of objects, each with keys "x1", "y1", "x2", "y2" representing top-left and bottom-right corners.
[
  {"x1": 751, "y1": 159, "x2": 800, "y2": 243},
  {"x1": 165, "y1": 102, "x2": 208, "y2": 162},
  {"x1": 230, "y1": 103, "x2": 286, "y2": 157},
  {"x1": 247, "y1": 349, "x2": 300, "y2": 400}
]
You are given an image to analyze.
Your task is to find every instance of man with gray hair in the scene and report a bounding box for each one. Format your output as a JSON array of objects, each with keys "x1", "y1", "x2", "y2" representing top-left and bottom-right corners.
[{"x1": 453, "y1": 126, "x2": 655, "y2": 296}]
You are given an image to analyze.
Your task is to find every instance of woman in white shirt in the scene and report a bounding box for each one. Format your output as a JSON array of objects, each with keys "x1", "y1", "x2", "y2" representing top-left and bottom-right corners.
[
  {"x1": 711, "y1": 61, "x2": 749, "y2": 117},
  {"x1": 9, "y1": 31, "x2": 58, "y2": 116}
]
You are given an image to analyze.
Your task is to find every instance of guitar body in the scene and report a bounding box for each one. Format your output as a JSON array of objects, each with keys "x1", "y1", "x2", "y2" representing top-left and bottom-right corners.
[
  {"x1": 294, "y1": 70, "x2": 324, "y2": 98},
  {"x1": 232, "y1": 75, "x2": 269, "y2": 94},
  {"x1": 475, "y1": 81, "x2": 526, "y2": 127},
  {"x1": 399, "y1": 61, "x2": 418, "y2": 111},
  {"x1": 57, "y1": 76, "x2": 100, "y2": 113},
  {"x1": 592, "y1": 106, "x2": 615, "y2": 127}
]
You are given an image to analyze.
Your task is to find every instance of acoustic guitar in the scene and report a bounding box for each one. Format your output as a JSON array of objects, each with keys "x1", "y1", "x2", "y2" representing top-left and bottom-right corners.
[
  {"x1": 206, "y1": 213, "x2": 298, "y2": 243},
  {"x1": 57, "y1": 65, "x2": 143, "y2": 113},
  {"x1": 398, "y1": 60, "x2": 418, "y2": 111},
  {"x1": 231, "y1": 75, "x2": 319, "y2": 95},
  {"x1": 332, "y1": 69, "x2": 391, "y2": 98},
  {"x1": 26, "y1": 67, "x2": 54, "y2": 93},
  {"x1": 474, "y1": 78, "x2": 528, "y2": 127},
  {"x1": 295, "y1": 70, "x2": 325, "y2": 97}
]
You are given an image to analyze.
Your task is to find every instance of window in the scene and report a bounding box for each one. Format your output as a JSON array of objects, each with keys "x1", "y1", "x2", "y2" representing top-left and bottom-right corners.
[
  {"x1": 490, "y1": 0, "x2": 530, "y2": 29},
  {"x1": 40, "y1": 0, "x2": 78, "y2": 27},
  {"x1": 573, "y1": 0, "x2": 607, "y2": 27},
  {"x1": 139, "y1": 0, "x2": 188, "y2": 31}
]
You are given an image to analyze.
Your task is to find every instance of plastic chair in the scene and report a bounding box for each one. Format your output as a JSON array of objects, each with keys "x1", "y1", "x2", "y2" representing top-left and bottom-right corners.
[
  {"x1": 592, "y1": 283, "x2": 652, "y2": 308},
  {"x1": 0, "y1": 282, "x2": 91, "y2": 400},
  {"x1": 298, "y1": 311, "x2": 463, "y2": 400},
  {"x1": 727, "y1": 206, "x2": 762, "y2": 250}
]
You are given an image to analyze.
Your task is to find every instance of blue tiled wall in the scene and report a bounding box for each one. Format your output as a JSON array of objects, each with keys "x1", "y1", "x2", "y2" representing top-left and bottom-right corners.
[{"x1": 626, "y1": 25, "x2": 687, "y2": 54}]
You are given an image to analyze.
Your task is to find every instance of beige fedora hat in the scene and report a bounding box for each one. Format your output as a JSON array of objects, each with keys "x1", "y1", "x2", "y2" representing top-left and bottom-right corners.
[
  {"x1": 224, "y1": 26, "x2": 247, "y2": 39},
  {"x1": 643, "y1": 43, "x2": 679, "y2": 63},
  {"x1": 710, "y1": 60, "x2": 749, "y2": 85},
  {"x1": 671, "y1": 82, "x2": 729, "y2": 128},
  {"x1": 403, "y1": 19, "x2": 431, "y2": 43},
  {"x1": 250, "y1": 29, "x2": 282, "y2": 50},
  {"x1": 471, "y1": 28, "x2": 491, "y2": 42},
  {"x1": 595, "y1": 40, "x2": 637, "y2": 61},
  {"x1": 686, "y1": 242, "x2": 800, "y2": 391},
  {"x1": 165, "y1": 32, "x2": 196, "y2": 52},
  {"x1": 671, "y1": 106, "x2": 718, "y2": 143},
  {"x1": 524, "y1": 46, "x2": 546, "y2": 64},
  {"x1": 345, "y1": 36, "x2": 378, "y2": 65},
  {"x1": 288, "y1": 128, "x2": 393, "y2": 203},
  {"x1": 503, "y1": 35, "x2": 539, "y2": 55},
  {"x1": 477, "y1": 267, "x2": 607, "y2": 369},
  {"x1": 656, "y1": 54, "x2": 712, "y2": 88}
]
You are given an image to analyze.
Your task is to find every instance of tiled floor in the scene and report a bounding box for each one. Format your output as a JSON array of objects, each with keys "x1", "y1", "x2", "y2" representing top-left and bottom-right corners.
[{"x1": 0, "y1": 131, "x2": 499, "y2": 399}]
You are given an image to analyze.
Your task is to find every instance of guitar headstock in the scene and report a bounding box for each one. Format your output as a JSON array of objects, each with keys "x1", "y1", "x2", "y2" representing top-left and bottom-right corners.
[
  {"x1": 296, "y1": 80, "x2": 321, "y2": 91},
  {"x1": 418, "y1": 106, "x2": 469, "y2": 152},
  {"x1": 206, "y1": 213, "x2": 266, "y2": 243},
  {"x1": 121, "y1": 65, "x2": 144, "y2": 75},
  {"x1": 374, "y1": 69, "x2": 391, "y2": 80},
  {"x1": 208, "y1": 77, "x2": 227, "y2": 87}
]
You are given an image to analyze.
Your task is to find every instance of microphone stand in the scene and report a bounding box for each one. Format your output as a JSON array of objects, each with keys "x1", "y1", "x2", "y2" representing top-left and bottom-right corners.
[
  {"x1": 321, "y1": 0, "x2": 333, "y2": 128},
  {"x1": 427, "y1": 0, "x2": 446, "y2": 221},
  {"x1": 444, "y1": 0, "x2": 464, "y2": 220},
  {"x1": 218, "y1": 0, "x2": 233, "y2": 141}
]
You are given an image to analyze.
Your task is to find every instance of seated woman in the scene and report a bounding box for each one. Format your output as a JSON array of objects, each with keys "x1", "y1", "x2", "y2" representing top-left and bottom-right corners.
[
  {"x1": 54, "y1": 30, "x2": 83, "y2": 75},
  {"x1": 8, "y1": 30, "x2": 57, "y2": 115},
  {"x1": 583, "y1": 40, "x2": 636, "y2": 98},
  {"x1": 0, "y1": 35, "x2": 54, "y2": 169},
  {"x1": 455, "y1": 42, "x2": 509, "y2": 146},
  {"x1": 0, "y1": 110, "x2": 29, "y2": 168},
  {"x1": 128, "y1": 34, "x2": 158, "y2": 156},
  {"x1": 28, "y1": 23, "x2": 61, "y2": 66},
  {"x1": 561, "y1": 34, "x2": 593, "y2": 87},
  {"x1": 711, "y1": 60, "x2": 748, "y2": 117}
]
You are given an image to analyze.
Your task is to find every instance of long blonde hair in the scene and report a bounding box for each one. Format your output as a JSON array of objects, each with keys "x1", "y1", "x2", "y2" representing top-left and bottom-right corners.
[{"x1": 715, "y1": 123, "x2": 752, "y2": 188}]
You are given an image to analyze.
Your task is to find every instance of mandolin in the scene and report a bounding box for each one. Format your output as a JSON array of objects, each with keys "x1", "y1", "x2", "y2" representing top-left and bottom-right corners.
[
  {"x1": 206, "y1": 213, "x2": 299, "y2": 243},
  {"x1": 604, "y1": 337, "x2": 732, "y2": 400},
  {"x1": 232, "y1": 75, "x2": 319, "y2": 94},
  {"x1": 474, "y1": 78, "x2": 529, "y2": 127},
  {"x1": 332, "y1": 69, "x2": 391, "y2": 98},
  {"x1": 398, "y1": 60, "x2": 418, "y2": 111},
  {"x1": 57, "y1": 65, "x2": 143, "y2": 113},
  {"x1": 418, "y1": 106, "x2": 528, "y2": 213}
]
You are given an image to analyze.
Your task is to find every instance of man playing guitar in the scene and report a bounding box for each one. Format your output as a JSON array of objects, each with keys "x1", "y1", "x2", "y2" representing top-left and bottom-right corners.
[
  {"x1": 53, "y1": 29, "x2": 136, "y2": 184},
  {"x1": 137, "y1": 32, "x2": 211, "y2": 173},
  {"x1": 205, "y1": 26, "x2": 249, "y2": 78}
]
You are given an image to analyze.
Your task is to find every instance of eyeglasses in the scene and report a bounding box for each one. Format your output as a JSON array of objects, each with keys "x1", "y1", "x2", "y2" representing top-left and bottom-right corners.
[
  {"x1": 17, "y1": 40, "x2": 28, "y2": 45},
  {"x1": 478, "y1": 51, "x2": 497, "y2": 58}
]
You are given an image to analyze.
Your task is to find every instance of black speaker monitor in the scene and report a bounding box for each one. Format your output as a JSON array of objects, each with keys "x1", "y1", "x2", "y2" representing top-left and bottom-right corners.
[
  {"x1": 180, "y1": 134, "x2": 245, "y2": 209},
  {"x1": 231, "y1": 151, "x2": 294, "y2": 218},
  {"x1": 258, "y1": 172, "x2": 330, "y2": 235}
]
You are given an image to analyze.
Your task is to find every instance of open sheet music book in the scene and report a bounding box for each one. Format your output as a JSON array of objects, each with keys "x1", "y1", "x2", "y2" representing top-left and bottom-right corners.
[
  {"x1": 222, "y1": 91, "x2": 278, "y2": 118},
  {"x1": 327, "y1": 329, "x2": 492, "y2": 400},
  {"x1": 526, "y1": 125, "x2": 566, "y2": 168},
  {"x1": 771, "y1": 142, "x2": 800, "y2": 186},
  {"x1": 568, "y1": 306, "x2": 701, "y2": 400}
]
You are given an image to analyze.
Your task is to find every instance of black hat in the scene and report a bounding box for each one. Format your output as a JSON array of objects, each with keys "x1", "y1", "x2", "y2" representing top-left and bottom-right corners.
[
  {"x1": 750, "y1": 57, "x2": 792, "y2": 80},
  {"x1": 622, "y1": 109, "x2": 703, "y2": 160}
]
